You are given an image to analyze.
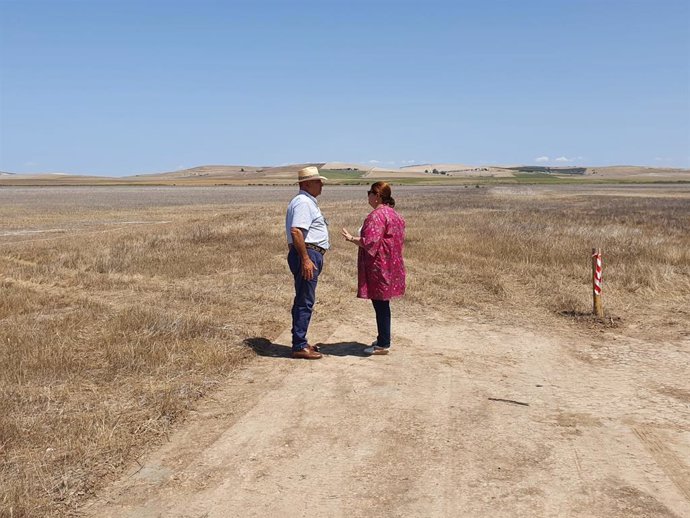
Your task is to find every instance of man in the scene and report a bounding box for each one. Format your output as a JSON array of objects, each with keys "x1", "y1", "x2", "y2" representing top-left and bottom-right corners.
[{"x1": 285, "y1": 166, "x2": 329, "y2": 359}]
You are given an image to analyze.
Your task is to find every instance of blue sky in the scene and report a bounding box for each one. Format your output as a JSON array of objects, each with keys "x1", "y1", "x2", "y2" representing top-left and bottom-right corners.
[{"x1": 1, "y1": 0, "x2": 688, "y2": 175}]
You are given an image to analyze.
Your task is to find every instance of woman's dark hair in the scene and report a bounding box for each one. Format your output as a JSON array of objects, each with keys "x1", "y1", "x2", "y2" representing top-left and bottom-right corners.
[{"x1": 371, "y1": 181, "x2": 395, "y2": 208}]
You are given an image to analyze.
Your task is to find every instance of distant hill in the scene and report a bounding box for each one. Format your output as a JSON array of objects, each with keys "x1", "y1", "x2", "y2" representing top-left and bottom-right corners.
[
  {"x1": 400, "y1": 163, "x2": 473, "y2": 173},
  {"x1": 506, "y1": 166, "x2": 588, "y2": 175},
  {"x1": 585, "y1": 166, "x2": 690, "y2": 178},
  {"x1": 0, "y1": 172, "x2": 122, "y2": 185},
  {"x1": 396, "y1": 163, "x2": 514, "y2": 178},
  {"x1": 129, "y1": 165, "x2": 263, "y2": 180},
  {"x1": 0, "y1": 163, "x2": 688, "y2": 185},
  {"x1": 124, "y1": 163, "x2": 327, "y2": 183},
  {"x1": 321, "y1": 161, "x2": 368, "y2": 171}
]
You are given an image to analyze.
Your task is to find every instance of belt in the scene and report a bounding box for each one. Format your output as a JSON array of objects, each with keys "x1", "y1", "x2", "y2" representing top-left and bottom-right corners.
[
  {"x1": 307, "y1": 243, "x2": 327, "y2": 254},
  {"x1": 291, "y1": 243, "x2": 327, "y2": 255}
]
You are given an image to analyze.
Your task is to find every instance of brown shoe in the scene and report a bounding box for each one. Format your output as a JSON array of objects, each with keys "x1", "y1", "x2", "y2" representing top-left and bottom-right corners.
[
  {"x1": 364, "y1": 345, "x2": 389, "y2": 355},
  {"x1": 292, "y1": 345, "x2": 322, "y2": 359}
]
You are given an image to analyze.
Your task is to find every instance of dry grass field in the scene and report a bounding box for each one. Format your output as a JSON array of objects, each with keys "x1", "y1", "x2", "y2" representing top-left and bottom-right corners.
[{"x1": 1, "y1": 185, "x2": 689, "y2": 517}]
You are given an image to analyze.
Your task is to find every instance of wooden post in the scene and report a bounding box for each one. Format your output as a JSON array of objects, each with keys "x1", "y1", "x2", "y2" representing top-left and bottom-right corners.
[{"x1": 591, "y1": 248, "x2": 603, "y2": 317}]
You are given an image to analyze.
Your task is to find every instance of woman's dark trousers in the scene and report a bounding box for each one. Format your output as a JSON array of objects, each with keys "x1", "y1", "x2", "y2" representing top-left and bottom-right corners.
[{"x1": 372, "y1": 299, "x2": 391, "y2": 348}]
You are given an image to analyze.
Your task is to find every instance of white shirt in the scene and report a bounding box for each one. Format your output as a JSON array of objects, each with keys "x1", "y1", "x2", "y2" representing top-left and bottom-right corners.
[{"x1": 285, "y1": 190, "x2": 330, "y2": 249}]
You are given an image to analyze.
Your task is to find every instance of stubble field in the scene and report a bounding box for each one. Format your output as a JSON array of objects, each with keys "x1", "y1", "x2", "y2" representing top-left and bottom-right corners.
[{"x1": 1, "y1": 184, "x2": 689, "y2": 517}]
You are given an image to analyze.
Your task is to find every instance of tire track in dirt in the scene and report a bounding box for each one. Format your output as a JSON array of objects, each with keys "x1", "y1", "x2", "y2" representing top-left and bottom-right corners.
[
  {"x1": 0, "y1": 220, "x2": 172, "y2": 246},
  {"x1": 633, "y1": 426, "x2": 690, "y2": 502},
  {"x1": 0, "y1": 257, "x2": 184, "y2": 313},
  {"x1": 0, "y1": 275, "x2": 134, "y2": 310}
]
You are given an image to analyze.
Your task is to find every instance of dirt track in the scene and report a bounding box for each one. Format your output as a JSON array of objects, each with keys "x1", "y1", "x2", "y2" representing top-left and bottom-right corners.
[{"x1": 82, "y1": 305, "x2": 690, "y2": 517}]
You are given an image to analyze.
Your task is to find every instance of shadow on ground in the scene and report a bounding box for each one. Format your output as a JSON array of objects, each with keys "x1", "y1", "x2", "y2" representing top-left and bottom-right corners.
[
  {"x1": 244, "y1": 338, "x2": 369, "y2": 358},
  {"x1": 317, "y1": 341, "x2": 369, "y2": 357}
]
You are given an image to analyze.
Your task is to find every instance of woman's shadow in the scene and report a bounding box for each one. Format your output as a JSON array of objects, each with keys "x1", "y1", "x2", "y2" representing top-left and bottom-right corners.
[{"x1": 244, "y1": 338, "x2": 369, "y2": 358}]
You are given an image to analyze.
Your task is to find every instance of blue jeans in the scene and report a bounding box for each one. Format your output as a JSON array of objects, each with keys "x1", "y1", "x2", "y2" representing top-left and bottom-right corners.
[
  {"x1": 288, "y1": 247, "x2": 323, "y2": 351},
  {"x1": 372, "y1": 299, "x2": 391, "y2": 348}
]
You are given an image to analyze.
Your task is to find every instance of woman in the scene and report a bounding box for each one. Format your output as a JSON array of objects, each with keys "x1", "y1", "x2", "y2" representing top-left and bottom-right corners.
[{"x1": 341, "y1": 182, "x2": 406, "y2": 355}]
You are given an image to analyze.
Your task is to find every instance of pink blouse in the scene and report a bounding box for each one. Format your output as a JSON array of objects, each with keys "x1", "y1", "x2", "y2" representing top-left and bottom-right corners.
[{"x1": 357, "y1": 205, "x2": 406, "y2": 300}]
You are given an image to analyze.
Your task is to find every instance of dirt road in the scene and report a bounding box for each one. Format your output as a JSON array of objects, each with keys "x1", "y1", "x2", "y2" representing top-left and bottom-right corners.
[{"x1": 83, "y1": 306, "x2": 690, "y2": 517}]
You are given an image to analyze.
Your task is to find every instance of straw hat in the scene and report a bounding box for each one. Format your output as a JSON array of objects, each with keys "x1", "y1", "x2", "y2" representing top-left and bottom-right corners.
[{"x1": 297, "y1": 166, "x2": 328, "y2": 183}]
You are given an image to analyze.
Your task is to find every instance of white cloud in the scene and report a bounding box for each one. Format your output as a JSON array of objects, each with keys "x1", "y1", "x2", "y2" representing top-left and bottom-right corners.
[
  {"x1": 555, "y1": 156, "x2": 571, "y2": 162},
  {"x1": 368, "y1": 160, "x2": 380, "y2": 164},
  {"x1": 535, "y1": 156, "x2": 549, "y2": 163}
]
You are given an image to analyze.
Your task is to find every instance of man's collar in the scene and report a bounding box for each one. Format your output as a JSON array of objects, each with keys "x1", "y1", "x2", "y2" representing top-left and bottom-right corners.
[{"x1": 299, "y1": 189, "x2": 318, "y2": 204}]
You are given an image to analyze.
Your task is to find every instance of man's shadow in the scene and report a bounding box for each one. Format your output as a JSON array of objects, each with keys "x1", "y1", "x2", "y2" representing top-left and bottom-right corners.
[{"x1": 244, "y1": 338, "x2": 369, "y2": 358}]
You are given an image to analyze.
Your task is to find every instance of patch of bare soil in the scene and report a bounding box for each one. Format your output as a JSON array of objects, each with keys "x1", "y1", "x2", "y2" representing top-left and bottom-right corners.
[{"x1": 81, "y1": 304, "x2": 690, "y2": 517}]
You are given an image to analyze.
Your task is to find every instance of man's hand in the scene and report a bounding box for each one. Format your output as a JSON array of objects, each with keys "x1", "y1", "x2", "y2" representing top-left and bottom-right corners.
[
  {"x1": 301, "y1": 255, "x2": 317, "y2": 280},
  {"x1": 290, "y1": 227, "x2": 318, "y2": 280}
]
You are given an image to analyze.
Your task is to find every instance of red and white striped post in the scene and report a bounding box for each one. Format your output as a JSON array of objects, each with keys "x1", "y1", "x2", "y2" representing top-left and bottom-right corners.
[{"x1": 591, "y1": 248, "x2": 603, "y2": 317}]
